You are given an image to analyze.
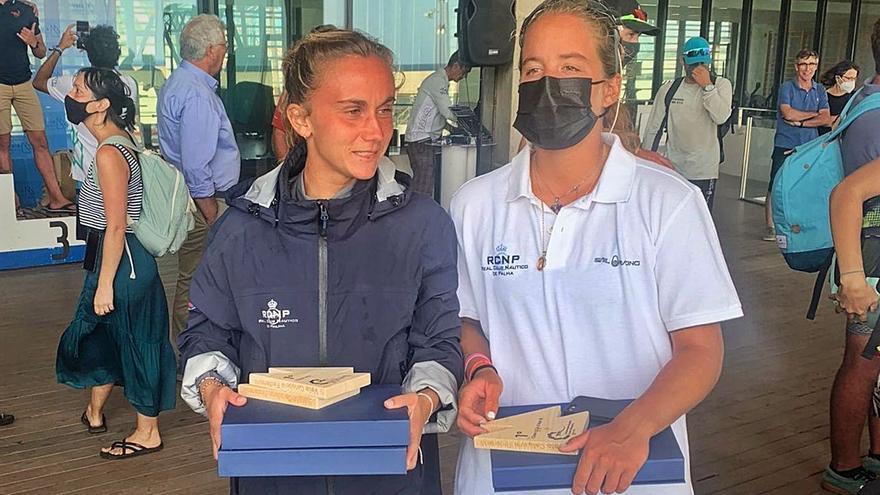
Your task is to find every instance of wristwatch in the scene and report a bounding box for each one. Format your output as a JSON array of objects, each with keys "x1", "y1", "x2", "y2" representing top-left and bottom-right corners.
[{"x1": 703, "y1": 84, "x2": 716, "y2": 92}]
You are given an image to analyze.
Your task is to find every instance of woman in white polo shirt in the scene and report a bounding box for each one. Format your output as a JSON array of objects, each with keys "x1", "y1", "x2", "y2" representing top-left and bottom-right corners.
[{"x1": 451, "y1": 1, "x2": 742, "y2": 494}]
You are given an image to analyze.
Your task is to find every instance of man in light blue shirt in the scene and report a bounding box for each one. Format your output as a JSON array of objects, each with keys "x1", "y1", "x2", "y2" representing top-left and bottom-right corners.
[{"x1": 158, "y1": 14, "x2": 240, "y2": 348}]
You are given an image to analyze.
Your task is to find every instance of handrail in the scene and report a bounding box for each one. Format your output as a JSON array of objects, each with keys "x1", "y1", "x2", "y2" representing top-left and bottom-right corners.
[
  {"x1": 740, "y1": 116, "x2": 753, "y2": 201},
  {"x1": 736, "y1": 107, "x2": 776, "y2": 128}
]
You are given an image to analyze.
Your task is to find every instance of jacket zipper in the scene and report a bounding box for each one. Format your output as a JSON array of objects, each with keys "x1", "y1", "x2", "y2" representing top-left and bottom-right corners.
[
  {"x1": 317, "y1": 201, "x2": 329, "y2": 366},
  {"x1": 318, "y1": 201, "x2": 333, "y2": 495}
]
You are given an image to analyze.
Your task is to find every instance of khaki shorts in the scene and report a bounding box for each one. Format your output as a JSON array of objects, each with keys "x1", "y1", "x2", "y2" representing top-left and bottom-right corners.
[{"x1": 0, "y1": 81, "x2": 46, "y2": 134}]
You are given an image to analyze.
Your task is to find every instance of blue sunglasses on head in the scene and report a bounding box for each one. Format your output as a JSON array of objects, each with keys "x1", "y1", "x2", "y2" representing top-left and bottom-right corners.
[{"x1": 683, "y1": 47, "x2": 711, "y2": 58}]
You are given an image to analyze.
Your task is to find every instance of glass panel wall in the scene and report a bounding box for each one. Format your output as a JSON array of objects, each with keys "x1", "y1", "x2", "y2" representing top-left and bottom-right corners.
[
  {"x1": 116, "y1": 1, "x2": 198, "y2": 149},
  {"x1": 820, "y1": 0, "x2": 854, "y2": 74},
  {"x1": 781, "y1": 0, "x2": 819, "y2": 82},
  {"x1": 10, "y1": 1, "x2": 196, "y2": 207},
  {"x1": 708, "y1": 0, "x2": 743, "y2": 82},
  {"x1": 743, "y1": 0, "x2": 782, "y2": 108},
  {"x1": 217, "y1": 0, "x2": 286, "y2": 165},
  {"x1": 289, "y1": 0, "x2": 345, "y2": 40},
  {"x1": 352, "y1": 0, "x2": 479, "y2": 140},
  {"x1": 855, "y1": 0, "x2": 880, "y2": 79},
  {"x1": 661, "y1": 0, "x2": 703, "y2": 81}
]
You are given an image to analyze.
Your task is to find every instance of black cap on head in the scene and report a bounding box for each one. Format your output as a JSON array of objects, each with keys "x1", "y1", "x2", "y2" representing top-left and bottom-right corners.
[{"x1": 602, "y1": 0, "x2": 661, "y2": 36}]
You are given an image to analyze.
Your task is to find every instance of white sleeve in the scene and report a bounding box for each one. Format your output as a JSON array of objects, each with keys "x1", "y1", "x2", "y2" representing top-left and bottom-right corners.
[
  {"x1": 123, "y1": 75, "x2": 139, "y2": 108},
  {"x1": 701, "y1": 77, "x2": 734, "y2": 125},
  {"x1": 450, "y1": 193, "x2": 480, "y2": 322},
  {"x1": 641, "y1": 82, "x2": 670, "y2": 150},
  {"x1": 427, "y1": 74, "x2": 457, "y2": 123},
  {"x1": 180, "y1": 351, "x2": 241, "y2": 415},
  {"x1": 46, "y1": 75, "x2": 74, "y2": 102},
  {"x1": 654, "y1": 188, "x2": 743, "y2": 331}
]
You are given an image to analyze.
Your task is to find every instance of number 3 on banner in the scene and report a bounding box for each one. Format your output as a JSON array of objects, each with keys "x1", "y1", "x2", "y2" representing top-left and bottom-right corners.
[{"x1": 49, "y1": 221, "x2": 70, "y2": 260}]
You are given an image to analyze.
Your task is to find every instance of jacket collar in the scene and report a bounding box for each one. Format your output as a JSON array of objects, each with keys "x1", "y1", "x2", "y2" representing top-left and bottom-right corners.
[{"x1": 228, "y1": 144, "x2": 409, "y2": 237}]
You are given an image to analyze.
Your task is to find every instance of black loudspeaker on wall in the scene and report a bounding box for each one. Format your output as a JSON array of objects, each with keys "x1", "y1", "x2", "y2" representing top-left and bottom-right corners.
[{"x1": 456, "y1": 0, "x2": 516, "y2": 67}]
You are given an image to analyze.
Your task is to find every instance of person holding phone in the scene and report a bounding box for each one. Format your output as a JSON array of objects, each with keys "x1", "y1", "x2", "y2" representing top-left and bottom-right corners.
[{"x1": 33, "y1": 23, "x2": 139, "y2": 186}]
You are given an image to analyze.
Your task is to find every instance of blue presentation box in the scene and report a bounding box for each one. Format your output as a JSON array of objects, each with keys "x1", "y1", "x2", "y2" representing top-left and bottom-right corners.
[
  {"x1": 218, "y1": 384, "x2": 410, "y2": 477},
  {"x1": 490, "y1": 396, "x2": 685, "y2": 492}
]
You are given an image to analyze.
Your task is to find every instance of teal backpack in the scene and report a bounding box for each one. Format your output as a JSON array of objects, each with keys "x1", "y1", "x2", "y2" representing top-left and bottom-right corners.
[
  {"x1": 97, "y1": 135, "x2": 195, "y2": 257},
  {"x1": 771, "y1": 90, "x2": 880, "y2": 317}
]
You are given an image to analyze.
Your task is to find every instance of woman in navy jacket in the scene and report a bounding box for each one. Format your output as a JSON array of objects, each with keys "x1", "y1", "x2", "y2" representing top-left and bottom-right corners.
[{"x1": 178, "y1": 27, "x2": 462, "y2": 495}]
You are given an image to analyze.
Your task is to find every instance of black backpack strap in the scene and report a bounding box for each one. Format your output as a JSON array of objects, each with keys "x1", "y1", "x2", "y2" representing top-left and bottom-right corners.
[
  {"x1": 651, "y1": 77, "x2": 685, "y2": 152},
  {"x1": 806, "y1": 253, "x2": 835, "y2": 320}
]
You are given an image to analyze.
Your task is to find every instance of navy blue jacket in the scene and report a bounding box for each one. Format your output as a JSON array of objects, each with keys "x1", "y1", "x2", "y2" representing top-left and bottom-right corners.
[{"x1": 179, "y1": 147, "x2": 463, "y2": 495}]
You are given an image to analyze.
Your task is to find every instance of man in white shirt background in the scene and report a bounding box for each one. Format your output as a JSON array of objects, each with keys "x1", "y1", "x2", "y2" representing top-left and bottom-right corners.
[{"x1": 405, "y1": 51, "x2": 470, "y2": 196}]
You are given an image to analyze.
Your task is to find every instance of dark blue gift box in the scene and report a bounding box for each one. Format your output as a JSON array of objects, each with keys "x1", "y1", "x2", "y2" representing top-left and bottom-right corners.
[
  {"x1": 490, "y1": 396, "x2": 685, "y2": 492},
  {"x1": 218, "y1": 385, "x2": 410, "y2": 477}
]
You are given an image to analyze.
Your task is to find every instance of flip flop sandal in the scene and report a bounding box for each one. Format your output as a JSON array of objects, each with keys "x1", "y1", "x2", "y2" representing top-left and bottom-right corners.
[
  {"x1": 81, "y1": 411, "x2": 107, "y2": 434},
  {"x1": 44, "y1": 202, "x2": 77, "y2": 214},
  {"x1": 0, "y1": 413, "x2": 13, "y2": 426},
  {"x1": 99, "y1": 440, "x2": 164, "y2": 460}
]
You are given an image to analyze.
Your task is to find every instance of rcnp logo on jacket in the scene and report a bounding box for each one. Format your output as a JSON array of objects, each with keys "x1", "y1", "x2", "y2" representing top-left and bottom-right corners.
[{"x1": 259, "y1": 299, "x2": 299, "y2": 329}]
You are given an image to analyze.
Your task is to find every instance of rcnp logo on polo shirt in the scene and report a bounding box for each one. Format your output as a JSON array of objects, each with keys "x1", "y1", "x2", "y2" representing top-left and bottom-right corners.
[{"x1": 482, "y1": 244, "x2": 529, "y2": 277}]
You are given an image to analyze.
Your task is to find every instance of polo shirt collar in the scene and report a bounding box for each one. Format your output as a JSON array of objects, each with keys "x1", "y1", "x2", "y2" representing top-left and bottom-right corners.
[
  {"x1": 181, "y1": 60, "x2": 219, "y2": 91},
  {"x1": 791, "y1": 78, "x2": 817, "y2": 92},
  {"x1": 505, "y1": 132, "x2": 636, "y2": 208}
]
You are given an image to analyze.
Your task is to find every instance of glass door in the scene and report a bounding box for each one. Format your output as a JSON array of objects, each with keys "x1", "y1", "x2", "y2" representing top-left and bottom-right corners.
[{"x1": 217, "y1": 0, "x2": 287, "y2": 174}]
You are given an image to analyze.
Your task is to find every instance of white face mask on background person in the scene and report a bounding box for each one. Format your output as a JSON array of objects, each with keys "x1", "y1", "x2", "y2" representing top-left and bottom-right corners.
[{"x1": 838, "y1": 78, "x2": 856, "y2": 94}]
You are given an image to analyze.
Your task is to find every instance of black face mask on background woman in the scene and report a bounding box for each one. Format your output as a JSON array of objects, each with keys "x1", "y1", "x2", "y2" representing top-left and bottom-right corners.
[
  {"x1": 64, "y1": 96, "x2": 97, "y2": 125},
  {"x1": 513, "y1": 76, "x2": 608, "y2": 150}
]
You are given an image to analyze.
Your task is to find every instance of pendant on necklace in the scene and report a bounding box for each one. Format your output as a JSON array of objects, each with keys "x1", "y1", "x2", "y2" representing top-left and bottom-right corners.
[
  {"x1": 550, "y1": 198, "x2": 562, "y2": 214},
  {"x1": 537, "y1": 253, "x2": 547, "y2": 271}
]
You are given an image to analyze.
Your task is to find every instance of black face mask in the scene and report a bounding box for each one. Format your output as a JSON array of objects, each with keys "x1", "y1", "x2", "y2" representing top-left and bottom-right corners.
[
  {"x1": 513, "y1": 76, "x2": 607, "y2": 151},
  {"x1": 622, "y1": 41, "x2": 640, "y2": 66},
  {"x1": 64, "y1": 95, "x2": 97, "y2": 125}
]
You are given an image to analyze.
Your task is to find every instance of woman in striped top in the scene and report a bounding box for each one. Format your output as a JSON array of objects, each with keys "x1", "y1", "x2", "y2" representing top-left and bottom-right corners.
[{"x1": 56, "y1": 68, "x2": 177, "y2": 460}]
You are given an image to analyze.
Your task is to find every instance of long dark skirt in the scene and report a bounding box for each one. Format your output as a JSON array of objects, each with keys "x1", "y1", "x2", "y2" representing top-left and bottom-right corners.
[{"x1": 56, "y1": 232, "x2": 177, "y2": 417}]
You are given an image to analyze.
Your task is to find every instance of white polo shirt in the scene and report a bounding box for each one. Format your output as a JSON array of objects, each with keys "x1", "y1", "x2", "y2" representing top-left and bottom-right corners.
[{"x1": 450, "y1": 133, "x2": 742, "y2": 495}]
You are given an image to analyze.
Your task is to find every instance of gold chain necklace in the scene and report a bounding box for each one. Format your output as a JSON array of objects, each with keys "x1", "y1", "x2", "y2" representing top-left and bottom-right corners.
[
  {"x1": 532, "y1": 146, "x2": 609, "y2": 214},
  {"x1": 534, "y1": 170, "x2": 590, "y2": 214},
  {"x1": 531, "y1": 145, "x2": 610, "y2": 271},
  {"x1": 536, "y1": 200, "x2": 550, "y2": 271}
]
